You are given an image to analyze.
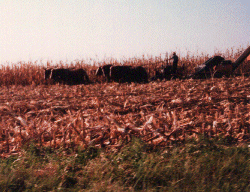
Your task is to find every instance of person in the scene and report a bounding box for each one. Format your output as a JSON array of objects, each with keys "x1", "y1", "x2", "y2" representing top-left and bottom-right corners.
[{"x1": 169, "y1": 52, "x2": 179, "y2": 74}]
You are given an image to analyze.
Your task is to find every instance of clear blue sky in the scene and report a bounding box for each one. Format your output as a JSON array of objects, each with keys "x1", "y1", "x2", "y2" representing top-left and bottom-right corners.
[{"x1": 0, "y1": 0, "x2": 249, "y2": 64}]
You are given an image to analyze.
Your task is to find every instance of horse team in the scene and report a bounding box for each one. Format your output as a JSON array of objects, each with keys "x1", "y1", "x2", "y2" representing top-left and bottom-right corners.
[{"x1": 45, "y1": 64, "x2": 150, "y2": 85}]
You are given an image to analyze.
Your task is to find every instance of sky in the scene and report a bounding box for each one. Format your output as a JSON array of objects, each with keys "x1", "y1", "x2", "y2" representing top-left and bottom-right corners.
[{"x1": 0, "y1": 0, "x2": 249, "y2": 64}]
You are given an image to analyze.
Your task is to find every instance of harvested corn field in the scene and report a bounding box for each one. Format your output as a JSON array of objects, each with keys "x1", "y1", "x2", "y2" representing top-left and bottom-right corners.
[{"x1": 0, "y1": 76, "x2": 250, "y2": 157}]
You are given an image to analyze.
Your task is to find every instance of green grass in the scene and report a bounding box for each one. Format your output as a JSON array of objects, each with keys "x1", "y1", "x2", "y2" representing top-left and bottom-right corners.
[{"x1": 0, "y1": 137, "x2": 249, "y2": 191}]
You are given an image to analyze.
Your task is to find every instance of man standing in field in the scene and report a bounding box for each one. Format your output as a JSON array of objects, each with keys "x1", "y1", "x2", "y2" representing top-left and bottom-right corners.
[{"x1": 169, "y1": 52, "x2": 179, "y2": 75}]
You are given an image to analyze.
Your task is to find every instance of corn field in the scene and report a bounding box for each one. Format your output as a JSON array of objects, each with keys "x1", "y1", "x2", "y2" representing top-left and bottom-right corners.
[{"x1": 0, "y1": 48, "x2": 250, "y2": 157}]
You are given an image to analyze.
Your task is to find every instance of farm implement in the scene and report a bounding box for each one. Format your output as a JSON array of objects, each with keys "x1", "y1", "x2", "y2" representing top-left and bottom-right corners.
[
  {"x1": 191, "y1": 46, "x2": 250, "y2": 79},
  {"x1": 150, "y1": 46, "x2": 250, "y2": 81}
]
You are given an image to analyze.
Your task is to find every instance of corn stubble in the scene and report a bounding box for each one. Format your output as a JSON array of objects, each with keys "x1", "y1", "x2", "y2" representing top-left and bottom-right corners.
[
  {"x1": 0, "y1": 49, "x2": 250, "y2": 156},
  {"x1": 0, "y1": 77, "x2": 249, "y2": 156}
]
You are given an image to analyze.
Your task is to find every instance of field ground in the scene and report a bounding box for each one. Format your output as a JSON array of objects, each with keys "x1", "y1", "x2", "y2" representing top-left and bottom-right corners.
[
  {"x1": 1, "y1": 76, "x2": 250, "y2": 153},
  {"x1": 0, "y1": 76, "x2": 249, "y2": 190}
]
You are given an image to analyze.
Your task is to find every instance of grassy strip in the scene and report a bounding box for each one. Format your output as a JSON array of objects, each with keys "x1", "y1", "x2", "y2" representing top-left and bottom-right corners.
[{"x1": 0, "y1": 137, "x2": 249, "y2": 191}]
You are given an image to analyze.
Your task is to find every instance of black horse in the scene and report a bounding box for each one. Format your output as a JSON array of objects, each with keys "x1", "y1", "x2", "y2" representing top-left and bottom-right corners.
[
  {"x1": 110, "y1": 65, "x2": 148, "y2": 83},
  {"x1": 44, "y1": 68, "x2": 90, "y2": 85},
  {"x1": 95, "y1": 64, "x2": 113, "y2": 82}
]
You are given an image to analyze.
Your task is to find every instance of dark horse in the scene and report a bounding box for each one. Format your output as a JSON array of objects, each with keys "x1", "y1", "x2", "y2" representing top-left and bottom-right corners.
[
  {"x1": 95, "y1": 64, "x2": 113, "y2": 82},
  {"x1": 110, "y1": 65, "x2": 148, "y2": 83},
  {"x1": 44, "y1": 68, "x2": 90, "y2": 85}
]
